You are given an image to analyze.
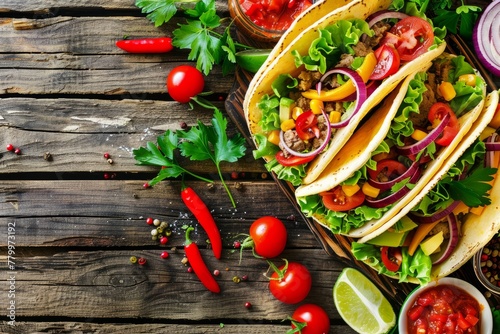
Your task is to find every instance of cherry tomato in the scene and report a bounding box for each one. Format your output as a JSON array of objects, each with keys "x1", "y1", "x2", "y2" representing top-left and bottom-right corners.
[
  {"x1": 166, "y1": 65, "x2": 204, "y2": 103},
  {"x1": 370, "y1": 44, "x2": 401, "y2": 80},
  {"x1": 275, "y1": 151, "x2": 316, "y2": 166},
  {"x1": 320, "y1": 186, "x2": 365, "y2": 212},
  {"x1": 367, "y1": 159, "x2": 407, "y2": 183},
  {"x1": 290, "y1": 303, "x2": 330, "y2": 334},
  {"x1": 428, "y1": 102, "x2": 459, "y2": 146},
  {"x1": 269, "y1": 261, "x2": 312, "y2": 304},
  {"x1": 295, "y1": 111, "x2": 320, "y2": 141},
  {"x1": 381, "y1": 16, "x2": 434, "y2": 62},
  {"x1": 380, "y1": 246, "x2": 402, "y2": 272},
  {"x1": 249, "y1": 216, "x2": 287, "y2": 258}
]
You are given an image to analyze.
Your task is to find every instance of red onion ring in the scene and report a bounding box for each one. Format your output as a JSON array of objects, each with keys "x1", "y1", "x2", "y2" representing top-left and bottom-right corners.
[
  {"x1": 279, "y1": 109, "x2": 332, "y2": 158},
  {"x1": 396, "y1": 112, "x2": 451, "y2": 156},
  {"x1": 432, "y1": 213, "x2": 459, "y2": 265},
  {"x1": 408, "y1": 200, "x2": 460, "y2": 224},
  {"x1": 485, "y1": 132, "x2": 500, "y2": 152},
  {"x1": 315, "y1": 68, "x2": 367, "y2": 129},
  {"x1": 366, "y1": 10, "x2": 409, "y2": 28},
  {"x1": 367, "y1": 159, "x2": 420, "y2": 191},
  {"x1": 364, "y1": 166, "x2": 421, "y2": 208},
  {"x1": 339, "y1": 80, "x2": 380, "y2": 102},
  {"x1": 472, "y1": 0, "x2": 500, "y2": 76}
]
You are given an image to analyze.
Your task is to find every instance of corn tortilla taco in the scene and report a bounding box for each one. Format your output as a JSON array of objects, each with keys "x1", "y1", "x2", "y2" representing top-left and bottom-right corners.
[
  {"x1": 351, "y1": 90, "x2": 500, "y2": 284},
  {"x1": 245, "y1": 0, "x2": 447, "y2": 188},
  {"x1": 296, "y1": 54, "x2": 488, "y2": 238}
]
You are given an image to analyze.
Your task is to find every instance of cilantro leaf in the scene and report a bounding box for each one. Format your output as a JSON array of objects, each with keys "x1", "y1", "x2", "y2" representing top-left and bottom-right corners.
[
  {"x1": 132, "y1": 109, "x2": 247, "y2": 207},
  {"x1": 178, "y1": 109, "x2": 246, "y2": 207},
  {"x1": 445, "y1": 167, "x2": 496, "y2": 207},
  {"x1": 135, "y1": 0, "x2": 180, "y2": 27},
  {"x1": 430, "y1": 2, "x2": 481, "y2": 39}
]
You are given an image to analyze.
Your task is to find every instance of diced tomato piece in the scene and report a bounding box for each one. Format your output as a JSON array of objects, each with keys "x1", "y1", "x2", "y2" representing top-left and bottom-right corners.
[
  {"x1": 457, "y1": 312, "x2": 472, "y2": 330},
  {"x1": 408, "y1": 305, "x2": 425, "y2": 321}
]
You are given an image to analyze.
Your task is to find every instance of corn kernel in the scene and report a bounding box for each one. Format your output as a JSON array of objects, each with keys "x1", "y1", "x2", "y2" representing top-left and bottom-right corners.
[
  {"x1": 342, "y1": 184, "x2": 360, "y2": 197},
  {"x1": 310, "y1": 99, "x2": 324, "y2": 115},
  {"x1": 329, "y1": 111, "x2": 341, "y2": 124},
  {"x1": 280, "y1": 119, "x2": 295, "y2": 132},
  {"x1": 362, "y1": 182, "x2": 380, "y2": 198},
  {"x1": 458, "y1": 74, "x2": 477, "y2": 87},
  {"x1": 411, "y1": 129, "x2": 428, "y2": 141},
  {"x1": 438, "y1": 81, "x2": 456, "y2": 101},
  {"x1": 267, "y1": 130, "x2": 281, "y2": 146},
  {"x1": 292, "y1": 106, "x2": 303, "y2": 120}
]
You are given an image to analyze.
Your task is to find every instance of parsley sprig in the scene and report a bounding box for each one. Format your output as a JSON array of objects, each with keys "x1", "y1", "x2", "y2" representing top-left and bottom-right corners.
[
  {"x1": 136, "y1": 0, "x2": 252, "y2": 75},
  {"x1": 133, "y1": 109, "x2": 247, "y2": 207},
  {"x1": 444, "y1": 166, "x2": 496, "y2": 207}
]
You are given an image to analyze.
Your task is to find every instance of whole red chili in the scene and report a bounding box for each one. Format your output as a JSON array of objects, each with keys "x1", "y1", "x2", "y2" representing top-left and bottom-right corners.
[
  {"x1": 181, "y1": 186, "x2": 222, "y2": 259},
  {"x1": 115, "y1": 37, "x2": 174, "y2": 53},
  {"x1": 184, "y1": 226, "x2": 220, "y2": 293}
]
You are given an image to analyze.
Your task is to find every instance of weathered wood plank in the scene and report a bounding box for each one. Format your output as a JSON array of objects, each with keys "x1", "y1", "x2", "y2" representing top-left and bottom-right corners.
[
  {"x1": 0, "y1": 248, "x2": 347, "y2": 320},
  {"x1": 0, "y1": 180, "x2": 298, "y2": 221},
  {"x1": 0, "y1": 0, "x2": 229, "y2": 13},
  {"x1": 0, "y1": 99, "x2": 264, "y2": 174},
  {"x1": 0, "y1": 322, "x2": 357, "y2": 334}
]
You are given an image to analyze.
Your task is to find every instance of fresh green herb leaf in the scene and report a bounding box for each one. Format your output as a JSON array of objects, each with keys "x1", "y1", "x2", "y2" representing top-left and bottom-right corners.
[
  {"x1": 135, "y1": 0, "x2": 194, "y2": 27},
  {"x1": 431, "y1": 1, "x2": 481, "y2": 39},
  {"x1": 178, "y1": 109, "x2": 247, "y2": 207},
  {"x1": 132, "y1": 109, "x2": 247, "y2": 207},
  {"x1": 445, "y1": 167, "x2": 496, "y2": 207}
]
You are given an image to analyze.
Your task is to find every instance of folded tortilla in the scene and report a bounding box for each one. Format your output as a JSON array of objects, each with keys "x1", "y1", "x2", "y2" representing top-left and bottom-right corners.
[
  {"x1": 296, "y1": 55, "x2": 488, "y2": 238},
  {"x1": 358, "y1": 90, "x2": 500, "y2": 283},
  {"x1": 244, "y1": 0, "x2": 446, "y2": 185}
]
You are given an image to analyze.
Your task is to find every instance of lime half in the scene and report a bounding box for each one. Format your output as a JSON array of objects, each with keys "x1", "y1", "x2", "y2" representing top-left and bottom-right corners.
[
  {"x1": 235, "y1": 49, "x2": 270, "y2": 73},
  {"x1": 333, "y1": 268, "x2": 396, "y2": 334}
]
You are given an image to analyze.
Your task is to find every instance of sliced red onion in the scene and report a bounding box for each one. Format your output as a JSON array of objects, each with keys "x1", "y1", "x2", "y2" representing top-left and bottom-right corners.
[
  {"x1": 365, "y1": 167, "x2": 421, "y2": 208},
  {"x1": 368, "y1": 159, "x2": 420, "y2": 191},
  {"x1": 366, "y1": 10, "x2": 409, "y2": 28},
  {"x1": 315, "y1": 68, "x2": 367, "y2": 129},
  {"x1": 279, "y1": 110, "x2": 332, "y2": 158},
  {"x1": 432, "y1": 213, "x2": 459, "y2": 265},
  {"x1": 408, "y1": 200, "x2": 460, "y2": 224},
  {"x1": 485, "y1": 132, "x2": 500, "y2": 152},
  {"x1": 396, "y1": 112, "x2": 451, "y2": 156},
  {"x1": 339, "y1": 80, "x2": 380, "y2": 102},
  {"x1": 472, "y1": 0, "x2": 500, "y2": 76}
]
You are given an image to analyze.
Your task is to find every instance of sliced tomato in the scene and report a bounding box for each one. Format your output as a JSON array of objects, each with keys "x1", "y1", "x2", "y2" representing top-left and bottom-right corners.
[
  {"x1": 380, "y1": 246, "x2": 402, "y2": 272},
  {"x1": 428, "y1": 102, "x2": 459, "y2": 147},
  {"x1": 370, "y1": 44, "x2": 401, "y2": 80},
  {"x1": 320, "y1": 186, "x2": 365, "y2": 212},
  {"x1": 381, "y1": 16, "x2": 434, "y2": 62},
  {"x1": 295, "y1": 111, "x2": 320, "y2": 141},
  {"x1": 367, "y1": 159, "x2": 407, "y2": 183},
  {"x1": 275, "y1": 151, "x2": 315, "y2": 167}
]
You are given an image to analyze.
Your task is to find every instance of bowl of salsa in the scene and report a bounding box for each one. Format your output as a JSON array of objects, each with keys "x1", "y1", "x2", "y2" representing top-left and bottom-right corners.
[
  {"x1": 228, "y1": 0, "x2": 314, "y2": 42},
  {"x1": 398, "y1": 277, "x2": 492, "y2": 334}
]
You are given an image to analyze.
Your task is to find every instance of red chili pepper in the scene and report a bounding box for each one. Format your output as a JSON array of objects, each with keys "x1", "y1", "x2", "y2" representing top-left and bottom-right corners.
[
  {"x1": 115, "y1": 37, "x2": 174, "y2": 53},
  {"x1": 181, "y1": 186, "x2": 222, "y2": 259},
  {"x1": 184, "y1": 226, "x2": 220, "y2": 293}
]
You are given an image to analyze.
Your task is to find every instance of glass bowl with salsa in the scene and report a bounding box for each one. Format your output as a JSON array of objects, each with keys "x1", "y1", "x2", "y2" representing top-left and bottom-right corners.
[
  {"x1": 228, "y1": 0, "x2": 314, "y2": 43},
  {"x1": 398, "y1": 277, "x2": 492, "y2": 334},
  {"x1": 473, "y1": 234, "x2": 500, "y2": 296}
]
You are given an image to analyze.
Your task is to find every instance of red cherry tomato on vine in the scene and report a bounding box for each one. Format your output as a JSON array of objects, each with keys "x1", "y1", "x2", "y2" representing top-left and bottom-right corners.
[
  {"x1": 166, "y1": 65, "x2": 204, "y2": 103},
  {"x1": 320, "y1": 186, "x2": 365, "y2": 212},
  {"x1": 380, "y1": 16, "x2": 434, "y2": 61},
  {"x1": 248, "y1": 216, "x2": 287, "y2": 258},
  {"x1": 428, "y1": 102, "x2": 459, "y2": 147},
  {"x1": 269, "y1": 261, "x2": 312, "y2": 304},
  {"x1": 290, "y1": 303, "x2": 331, "y2": 334}
]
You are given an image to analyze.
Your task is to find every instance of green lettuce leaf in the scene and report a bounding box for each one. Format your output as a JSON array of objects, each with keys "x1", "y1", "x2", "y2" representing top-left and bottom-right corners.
[{"x1": 265, "y1": 158, "x2": 306, "y2": 187}]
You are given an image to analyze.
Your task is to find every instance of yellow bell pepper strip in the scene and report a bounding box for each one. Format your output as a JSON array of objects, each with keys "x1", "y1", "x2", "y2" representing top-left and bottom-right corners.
[{"x1": 301, "y1": 52, "x2": 377, "y2": 102}]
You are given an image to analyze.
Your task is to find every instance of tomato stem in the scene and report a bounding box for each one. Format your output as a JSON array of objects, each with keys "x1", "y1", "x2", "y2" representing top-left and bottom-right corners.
[{"x1": 265, "y1": 259, "x2": 288, "y2": 281}]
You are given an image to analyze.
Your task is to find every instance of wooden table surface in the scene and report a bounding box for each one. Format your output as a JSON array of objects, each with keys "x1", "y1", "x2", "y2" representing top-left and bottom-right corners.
[{"x1": 0, "y1": 1, "x2": 497, "y2": 333}]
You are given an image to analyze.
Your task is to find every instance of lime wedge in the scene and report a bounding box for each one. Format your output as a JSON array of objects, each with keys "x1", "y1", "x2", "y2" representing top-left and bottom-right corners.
[
  {"x1": 333, "y1": 268, "x2": 396, "y2": 334},
  {"x1": 235, "y1": 49, "x2": 271, "y2": 73}
]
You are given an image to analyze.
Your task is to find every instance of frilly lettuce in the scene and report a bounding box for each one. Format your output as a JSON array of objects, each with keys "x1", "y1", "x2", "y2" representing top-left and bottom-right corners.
[{"x1": 351, "y1": 242, "x2": 432, "y2": 285}]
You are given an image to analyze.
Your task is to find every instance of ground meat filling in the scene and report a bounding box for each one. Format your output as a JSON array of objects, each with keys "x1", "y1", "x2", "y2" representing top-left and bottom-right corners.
[{"x1": 280, "y1": 115, "x2": 329, "y2": 158}]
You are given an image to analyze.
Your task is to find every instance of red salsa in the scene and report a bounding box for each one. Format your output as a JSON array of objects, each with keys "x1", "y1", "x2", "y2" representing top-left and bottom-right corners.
[
  {"x1": 239, "y1": 0, "x2": 313, "y2": 31},
  {"x1": 407, "y1": 284, "x2": 481, "y2": 334}
]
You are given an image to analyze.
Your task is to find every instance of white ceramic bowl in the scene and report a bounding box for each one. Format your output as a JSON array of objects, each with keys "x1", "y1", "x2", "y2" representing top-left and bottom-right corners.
[{"x1": 398, "y1": 277, "x2": 492, "y2": 334}]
